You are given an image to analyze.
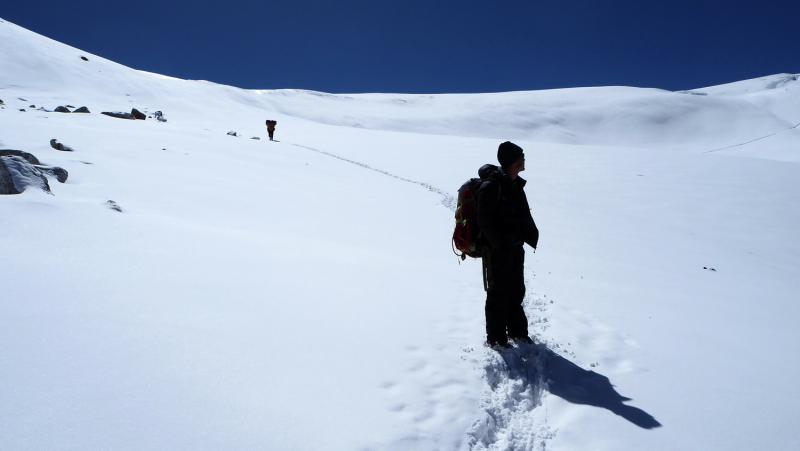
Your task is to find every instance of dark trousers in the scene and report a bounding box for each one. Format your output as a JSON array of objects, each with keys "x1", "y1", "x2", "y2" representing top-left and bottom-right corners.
[
  {"x1": 268, "y1": 129, "x2": 275, "y2": 140},
  {"x1": 484, "y1": 245, "x2": 528, "y2": 345}
]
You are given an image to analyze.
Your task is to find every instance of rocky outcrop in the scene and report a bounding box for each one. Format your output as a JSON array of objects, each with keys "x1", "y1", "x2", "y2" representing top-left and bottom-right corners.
[
  {"x1": 0, "y1": 150, "x2": 69, "y2": 195},
  {"x1": 152, "y1": 111, "x2": 167, "y2": 122},
  {"x1": 0, "y1": 159, "x2": 18, "y2": 194},
  {"x1": 73, "y1": 106, "x2": 90, "y2": 113},
  {"x1": 0, "y1": 149, "x2": 42, "y2": 165},
  {"x1": 37, "y1": 166, "x2": 69, "y2": 183},
  {"x1": 54, "y1": 106, "x2": 71, "y2": 113},
  {"x1": 102, "y1": 111, "x2": 134, "y2": 119},
  {"x1": 106, "y1": 200, "x2": 123, "y2": 212},
  {"x1": 0, "y1": 156, "x2": 52, "y2": 194},
  {"x1": 102, "y1": 108, "x2": 149, "y2": 120},
  {"x1": 50, "y1": 139, "x2": 75, "y2": 152}
]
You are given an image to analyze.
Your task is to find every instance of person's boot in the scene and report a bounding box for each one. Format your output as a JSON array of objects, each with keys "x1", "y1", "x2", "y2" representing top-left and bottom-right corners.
[
  {"x1": 488, "y1": 340, "x2": 512, "y2": 350},
  {"x1": 510, "y1": 335, "x2": 534, "y2": 345}
]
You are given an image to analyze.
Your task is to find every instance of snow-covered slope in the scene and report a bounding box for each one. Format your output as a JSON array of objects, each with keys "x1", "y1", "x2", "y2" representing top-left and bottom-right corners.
[
  {"x1": 2, "y1": 17, "x2": 799, "y2": 451},
  {"x1": 254, "y1": 82, "x2": 800, "y2": 153}
]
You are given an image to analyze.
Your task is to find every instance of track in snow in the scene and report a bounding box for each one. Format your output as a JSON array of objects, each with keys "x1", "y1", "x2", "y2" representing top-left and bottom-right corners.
[
  {"x1": 287, "y1": 141, "x2": 561, "y2": 450},
  {"x1": 285, "y1": 141, "x2": 661, "y2": 450},
  {"x1": 704, "y1": 120, "x2": 800, "y2": 153},
  {"x1": 286, "y1": 141, "x2": 457, "y2": 211},
  {"x1": 467, "y1": 342, "x2": 554, "y2": 451},
  {"x1": 467, "y1": 284, "x2": 661, "y2": 450}
]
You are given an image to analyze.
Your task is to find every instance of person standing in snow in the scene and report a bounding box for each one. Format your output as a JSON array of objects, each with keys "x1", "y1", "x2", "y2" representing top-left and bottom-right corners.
[
  {"x1": 476, "y1": 141, "x2": 539, "y2": 349},
  {"x1": 265, "y1": 120, "x2": 277, "y2": 141}
]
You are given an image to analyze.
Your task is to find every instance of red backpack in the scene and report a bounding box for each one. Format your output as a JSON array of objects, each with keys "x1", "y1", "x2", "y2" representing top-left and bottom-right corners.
[
  {"x1": 452, "y1": 179, "x2": 484, "y2": 260},
  {"x1": 452, "y1": 167, "x2": 501, "y2": 260}
]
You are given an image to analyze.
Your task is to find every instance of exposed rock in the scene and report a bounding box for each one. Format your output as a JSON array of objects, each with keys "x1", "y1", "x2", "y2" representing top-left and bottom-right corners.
[
  {"x1": 73, "y1": 106, "x2": 90, "y2": 113},
  {"x1": 81, "y1": 56, "x2": 88, "y2": 61},
  {"x1": 131, "y1": 108, "x2": 146, "y2": 120},
  {"x1": 66, "y1": 105, "x2": 75, "y2": 108},
  {"x1": 0, "y1": 150, "x2": 69, "y2": 191},
  {"x1": 106, "y1": 200, "x2": 123, "y2": 212},
  {"x1": 29, "y1": 104, "x2": 35, "y2": 108},
  {"x1": 54, "y1": 106, "x2": 71, "y2": 113},
  {"x1": 101, "y1": 111, "x2": 134, "y2": 119},
  {"x1": 227, "y1": 131, "x2": 238, "y2": 137},
  {"x1": 50, "y1": 139, "x2": 75, "y2": 152},
  {"x1": 19, "y1": 109, "x2": 26, "y2": 112},
  {"x1": 37, "y1": 107, "x2": 52, "y2": 112},
  {"x1": 36, "y1": 165, "x2": 69, "y2": 183},
  {"x1": 0, "y1": 156, "x2": 52, "y2": 194},
  {"x1": 251, "y1": 136, "x2": 261, "y2": 140},
  {"x1": 0, "y1": 99, "x2": 4, "y2": 105},
  {"x1": 0, "y1": 149, "x2": 42, "y2": 165},
  {"x1": 151, "y1": 110, "x2": 167, "y2": 122},
  {"x1": 0, "y1": 159, "x2": 17, "y2": 194}
]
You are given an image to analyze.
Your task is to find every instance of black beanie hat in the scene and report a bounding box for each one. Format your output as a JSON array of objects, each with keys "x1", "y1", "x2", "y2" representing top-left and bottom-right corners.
[{"x1": 497, "y1": 141, "x2": 523, "y2": 168}]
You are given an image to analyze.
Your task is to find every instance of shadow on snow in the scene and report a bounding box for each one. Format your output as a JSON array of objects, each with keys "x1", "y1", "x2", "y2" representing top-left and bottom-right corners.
[
  {"x1": 543, "y1": 347, "x2": 662, "y2": 429},
  {"x1": 474, "y1": 342, "x2": 660, "y2": 443}
]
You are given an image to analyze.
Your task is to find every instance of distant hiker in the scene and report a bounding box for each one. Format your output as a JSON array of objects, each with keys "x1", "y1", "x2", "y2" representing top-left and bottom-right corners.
[
  {"x1": 477, "y1": 142, "x2": 539, "y2": 349},
  {"x1": 265, "y1": 120, "x2": 277, "y2": 141}
]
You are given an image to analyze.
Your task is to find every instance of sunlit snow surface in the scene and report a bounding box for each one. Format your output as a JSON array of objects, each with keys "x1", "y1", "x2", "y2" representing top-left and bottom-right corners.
[{"x1": 1, "y1": 17, "x2": 799, "y2": 451}]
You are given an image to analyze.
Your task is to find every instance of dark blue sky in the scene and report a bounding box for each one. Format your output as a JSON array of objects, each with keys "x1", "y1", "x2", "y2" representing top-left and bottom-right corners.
[{"x1": 3, "y1": 1, "x2": 798, "y2": 93}]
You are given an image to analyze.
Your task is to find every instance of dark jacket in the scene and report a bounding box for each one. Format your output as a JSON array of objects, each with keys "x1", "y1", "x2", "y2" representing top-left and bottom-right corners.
[{"x1": 476, "y1": 164, "x2": 539, "y2": 250}]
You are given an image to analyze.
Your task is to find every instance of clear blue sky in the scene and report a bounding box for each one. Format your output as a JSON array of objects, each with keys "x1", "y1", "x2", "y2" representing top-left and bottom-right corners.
[{"x1": 3, "y1": 0, "x2": 798, "y2": 93}]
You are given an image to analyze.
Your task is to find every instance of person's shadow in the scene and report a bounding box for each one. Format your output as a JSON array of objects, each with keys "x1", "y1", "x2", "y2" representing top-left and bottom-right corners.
[{"x1": 500, "y1": 344, "x2": 662, "y2": 429}]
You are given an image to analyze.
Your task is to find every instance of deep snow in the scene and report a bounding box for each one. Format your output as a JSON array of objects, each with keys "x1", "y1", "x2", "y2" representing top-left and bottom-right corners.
[{"x1": 1, "y1": 17, "x2": 799, "y2": 451}]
